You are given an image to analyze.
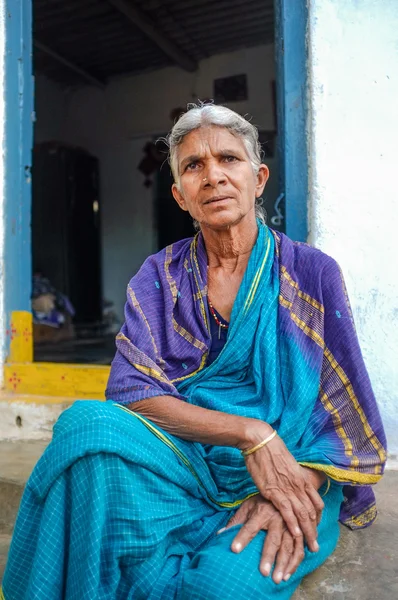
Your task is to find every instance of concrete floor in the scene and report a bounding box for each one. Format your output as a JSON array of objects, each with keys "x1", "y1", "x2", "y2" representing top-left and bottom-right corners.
[
  {"x1": 295, "y1": 470, "x2": 398, "y2": 599},
  {"x1": 0, "y1": 440, "x2": 397, "y2": 598}
]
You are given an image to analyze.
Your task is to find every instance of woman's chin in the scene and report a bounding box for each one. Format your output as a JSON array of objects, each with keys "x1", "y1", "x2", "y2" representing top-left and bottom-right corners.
[{"x1": 200, "y1": 210, "x2": 251, "y2": 230}]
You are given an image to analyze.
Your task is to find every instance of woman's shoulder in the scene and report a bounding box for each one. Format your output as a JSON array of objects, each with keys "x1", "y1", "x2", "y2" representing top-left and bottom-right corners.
[
  {"x1": 128, "y1": 236, "x2": 195, "y2": 289},
  {"x1": 273, "y1": 230, "x2": 340, "y2": 278},
  {"x1": 273, "y1": 230, "x2": 345, "y2": 305}
]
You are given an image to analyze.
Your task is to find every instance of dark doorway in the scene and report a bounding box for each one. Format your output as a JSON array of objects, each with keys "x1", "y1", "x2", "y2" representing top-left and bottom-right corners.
[
  {"x1": 32, "y1": 143, "x2": 102, "y2": 325},
  {"x1": 155, "y1": 161, "x2": 196, "y2": 249}
]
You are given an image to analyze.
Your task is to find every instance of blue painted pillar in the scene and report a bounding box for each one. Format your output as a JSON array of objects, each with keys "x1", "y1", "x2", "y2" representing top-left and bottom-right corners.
[
  {"x1": 275, "y1": 0, "x2": 308, "y2": 241},
  {"x1": 4, "y1": 1, "x2": 34, "y2": 340}
]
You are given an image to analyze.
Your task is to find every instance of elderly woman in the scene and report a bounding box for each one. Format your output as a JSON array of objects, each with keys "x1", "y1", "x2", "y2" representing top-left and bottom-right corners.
[{"x1": 3, "y1": 104, "x2": 386, "y2": 600}]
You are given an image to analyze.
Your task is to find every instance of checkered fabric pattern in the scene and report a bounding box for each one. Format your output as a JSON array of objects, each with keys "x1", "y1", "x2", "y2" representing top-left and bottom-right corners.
[{"x1": 3, "y1": 401, "x2": 343, "y2": 600}]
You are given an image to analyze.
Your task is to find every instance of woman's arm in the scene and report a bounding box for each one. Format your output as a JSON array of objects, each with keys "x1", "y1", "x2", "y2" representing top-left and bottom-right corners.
[
  {"x1": 132, "y1": 396, "x2": 326, "y2": 490},
  {"x1": 131, "y1": 394, "x2": 272, "y2": 449},
  {"x1": 130, "y1": 395, "x2": 324, "y2": 552}
]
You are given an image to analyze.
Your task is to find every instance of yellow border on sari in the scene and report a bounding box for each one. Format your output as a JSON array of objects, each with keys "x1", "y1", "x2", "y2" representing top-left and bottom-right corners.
[
  {"x1": 279, "y1": 264, "x2": 386, "y2": 473},
  {"x1": 299, "y1": 462, "x2": 382, "y2": 485},
  {"x1": 342, "y1": 503, "x2": 378, "y2": 529}
]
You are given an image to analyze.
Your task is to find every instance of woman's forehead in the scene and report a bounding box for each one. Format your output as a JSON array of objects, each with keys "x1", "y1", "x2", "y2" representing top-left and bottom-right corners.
[{"x1": 177, "y1": 126, "x2": 247, "y2": 160}]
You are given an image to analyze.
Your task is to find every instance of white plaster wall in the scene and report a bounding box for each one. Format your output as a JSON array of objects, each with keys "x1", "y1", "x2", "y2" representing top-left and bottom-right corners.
[
  {"x1": 0, "y1": 2, "x2": 5, "y2": 382},
  {"x1": 35, "y1": 44, "x2": 276, "y2": 320},
  {"x1": 307, "y1": 0, "x2": 398, "y2": 455}
]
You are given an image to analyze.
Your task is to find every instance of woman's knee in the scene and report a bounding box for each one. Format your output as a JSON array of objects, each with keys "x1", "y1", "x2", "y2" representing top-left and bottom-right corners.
[{"x1": 179, "y1": 529, "x2": 287, "y2": 600}]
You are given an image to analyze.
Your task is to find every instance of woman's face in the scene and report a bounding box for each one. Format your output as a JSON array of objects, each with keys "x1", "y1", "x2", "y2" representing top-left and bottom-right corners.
[{"x1": 171, "y1": 126, "x2": 269, "y2": 230}]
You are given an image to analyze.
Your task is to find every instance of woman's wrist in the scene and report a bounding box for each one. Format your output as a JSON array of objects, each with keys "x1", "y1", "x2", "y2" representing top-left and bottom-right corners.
[
  {"x1": 300, "y1": 466, "x2": 327, "y2": 490},
  {"x1": 237, "y1": 419, "x2": 274, "y2": 451}
]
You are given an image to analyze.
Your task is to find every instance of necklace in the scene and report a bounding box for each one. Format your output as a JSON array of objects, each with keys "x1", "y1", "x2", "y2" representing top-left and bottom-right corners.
[{"x1": 208, "y1": 299, "x2": 229, "y2": 339}]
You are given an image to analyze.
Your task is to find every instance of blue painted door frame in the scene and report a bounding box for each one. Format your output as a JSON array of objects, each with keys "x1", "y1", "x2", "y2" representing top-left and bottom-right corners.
[
  {"x1": 3, "y1": 0, "x2": 34, "y2": 345},
  {"x1": 275, "y1": 0, "x2": 309, "y2": 242},
  {"x1": 2, "y1": 0, "x2": 308, "y2": 355}
]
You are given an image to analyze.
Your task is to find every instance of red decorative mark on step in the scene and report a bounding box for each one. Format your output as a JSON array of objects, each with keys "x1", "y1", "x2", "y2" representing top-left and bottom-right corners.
[
  {"x1": 8, "y1": 372, "x2": 21, "y2": 390},
  {"x1": 6, "y1": 324, "x2": 17, "y2": 341},
  {"x1": 23, "y1": 327, "x2": 32, "y2": 343}
]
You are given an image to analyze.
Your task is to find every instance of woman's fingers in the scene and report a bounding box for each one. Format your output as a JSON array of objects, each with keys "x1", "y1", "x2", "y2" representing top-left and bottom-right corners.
[
  {"x1": 259, "y1": 517, "x2": 284, "y2": 577},
  {"x1": 262, "y1": 488, "x2": 302, "y2": 540},
  {"x1": 289, "y1": 494, "x2": 319, "y2": 553},
  {"x1": 305, "y1": 484, "x2": 325, "y2": 524},
  {"x1": 284, "y1": 533, "x2": 306, "y2": 581},
  {"x1": 223, "y1": 493, "x2": 308, "y2": 583},
  {"x1": 231, "y1": 514, "x2": 263, "y2": 553},
  {"x1": 263, "y1": 486, "x2": 320, "y2": 553},
  {"x1": 272, "y1": 530, "x2": 294, "y2": 584},
  {"x1": 221, "y1": 501, "x2": 250, "y2": 532}
]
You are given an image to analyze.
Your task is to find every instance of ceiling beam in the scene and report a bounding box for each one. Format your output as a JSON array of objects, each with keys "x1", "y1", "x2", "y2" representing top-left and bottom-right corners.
[
  {"x1": 34, "y1": 40, "x2": 106, "y2": 88},
  {"x1": 107, "y1": 0, "x2": 197, "y2": 72}
]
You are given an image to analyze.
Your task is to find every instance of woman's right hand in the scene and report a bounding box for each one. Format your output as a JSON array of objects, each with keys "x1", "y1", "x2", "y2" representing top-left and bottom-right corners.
[
  {"x1": 221, "y1": 494, "x2": 305, "y2": 584},
  {"x1": 240, "y1": 422, "x2": 324, "y2": 553}
]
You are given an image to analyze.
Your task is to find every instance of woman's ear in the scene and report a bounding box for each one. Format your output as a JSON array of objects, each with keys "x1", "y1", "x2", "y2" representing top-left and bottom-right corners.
[
  {"x1": 172, "y1": 183, "x2": 189, "y2": 212},
  {"x1": 255, "y1": 164, "x2": 270, "y2": 198}
]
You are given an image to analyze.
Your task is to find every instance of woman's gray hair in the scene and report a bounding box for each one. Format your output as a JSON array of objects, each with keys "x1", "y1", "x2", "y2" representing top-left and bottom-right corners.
[{"x1": 165, "y1": 102, "x2": 266, "y2": 225}]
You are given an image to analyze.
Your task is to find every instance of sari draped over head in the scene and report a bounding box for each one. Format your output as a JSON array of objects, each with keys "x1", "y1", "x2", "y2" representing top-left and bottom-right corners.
[{"x1": 107, "y1": 222, "x2": 386, "y2": 527}]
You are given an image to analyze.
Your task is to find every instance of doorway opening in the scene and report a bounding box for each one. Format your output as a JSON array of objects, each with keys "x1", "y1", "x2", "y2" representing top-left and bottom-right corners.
[{"x1": 32, "y1": 0, "x2": 281, "y2": 365}]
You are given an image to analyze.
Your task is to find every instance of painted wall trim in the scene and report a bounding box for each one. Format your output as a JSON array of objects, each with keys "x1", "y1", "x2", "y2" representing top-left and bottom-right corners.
[
  {"x1": 275, "y1": 0, "x2": 308, "y2": 241},
  {"x1": 5, "y1": 312, "x2": 107, "y2": 399},
  {"x1": 0, "y1": 2, "x2": 6, "y2": 386},
  {"x1": 3, "y1": 1, "x2": 34, "y2": 362},
  {"x1": 4, "y1": 362, "x2": 109, "y2": 399}
]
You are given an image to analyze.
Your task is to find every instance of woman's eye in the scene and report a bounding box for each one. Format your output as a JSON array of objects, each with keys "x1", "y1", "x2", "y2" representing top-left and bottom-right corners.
[
  {"x1": 224, "y1": 155, "x2": 237, "y2": 162},
  {"x1": 186, "y1": 162, "x2": 199, "y2": 171}
]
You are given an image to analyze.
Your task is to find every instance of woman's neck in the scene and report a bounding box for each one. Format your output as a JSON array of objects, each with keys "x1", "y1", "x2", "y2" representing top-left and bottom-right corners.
[{"x1": 202, "y1": 216, "x2": 258, "y2": 272}]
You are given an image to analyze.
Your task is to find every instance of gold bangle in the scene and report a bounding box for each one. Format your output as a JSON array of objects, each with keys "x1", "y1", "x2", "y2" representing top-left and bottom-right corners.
[{"x1": 241, "y1": 429, "x2": 278, "y2": 457}]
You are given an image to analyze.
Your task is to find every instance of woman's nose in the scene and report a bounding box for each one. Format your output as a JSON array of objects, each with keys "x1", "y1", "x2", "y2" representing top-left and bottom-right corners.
[{"x1": 202, "y1": 163, "x2": 227, "y2": 186}]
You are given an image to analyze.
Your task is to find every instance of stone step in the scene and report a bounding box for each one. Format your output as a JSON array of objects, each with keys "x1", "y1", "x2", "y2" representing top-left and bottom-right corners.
[
  {"x1": 0, "y1": 440, "x2": 48, "y2": 535},
  {"x1": 0, "y1": 439, "x2": 397, "y2": 598},
  {"x1": 0, "y1": 534, "x2": 11, "y2": 582}
]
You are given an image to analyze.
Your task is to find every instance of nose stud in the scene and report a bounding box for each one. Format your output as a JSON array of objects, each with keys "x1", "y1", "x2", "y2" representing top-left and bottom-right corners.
[{"x1": 203, "y1": 177, "x2": 207, "y2": 182}]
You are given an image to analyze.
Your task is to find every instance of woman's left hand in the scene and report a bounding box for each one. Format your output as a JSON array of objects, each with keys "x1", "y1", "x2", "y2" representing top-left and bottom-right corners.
[
  {"x1": 241, "y1": 425, "x2": 324, "y2": 552},
  {"x1": 220, "y1": 495, "x2": 306, "y2": 584}
]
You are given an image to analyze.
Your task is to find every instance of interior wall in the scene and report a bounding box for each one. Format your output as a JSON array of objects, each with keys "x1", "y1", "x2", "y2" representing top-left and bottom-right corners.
[
  {"x1": 34, "y1": 44, "x2": 276, "y2": 321},
  {"x1": 307, "y1": 0, "x2": 398, "y2": 457},
  {"x1": 34, "y1": 75, "x2": 69, "y2": 144}
]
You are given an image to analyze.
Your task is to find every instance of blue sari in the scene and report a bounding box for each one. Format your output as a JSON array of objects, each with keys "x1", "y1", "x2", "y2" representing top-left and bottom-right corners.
[
  {"x1": 2, "y1": 224, "x2": 385, "y2": 599},
  {"x1": 2, "y1": 401, "x2": 342, "y2": 600}
]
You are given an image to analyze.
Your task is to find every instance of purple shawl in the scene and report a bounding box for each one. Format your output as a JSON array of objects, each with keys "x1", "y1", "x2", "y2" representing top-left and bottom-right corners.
[{"x1": 106, "y1": 228, "x2": 387, "y2": 529}]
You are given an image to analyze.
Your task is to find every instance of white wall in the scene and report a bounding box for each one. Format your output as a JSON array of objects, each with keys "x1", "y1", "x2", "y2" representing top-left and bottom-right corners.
[
  {"x1": 35, "y1": 44, "x2": 276, "y2": 320},
  {"x1": 307, "y1": 0, "x2": 398, "y2": 456}
]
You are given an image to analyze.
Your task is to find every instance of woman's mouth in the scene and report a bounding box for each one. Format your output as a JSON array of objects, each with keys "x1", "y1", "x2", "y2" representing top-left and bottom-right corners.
[{"x1": 204, "y1": 196, "x2": 231, "y2": 205}]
